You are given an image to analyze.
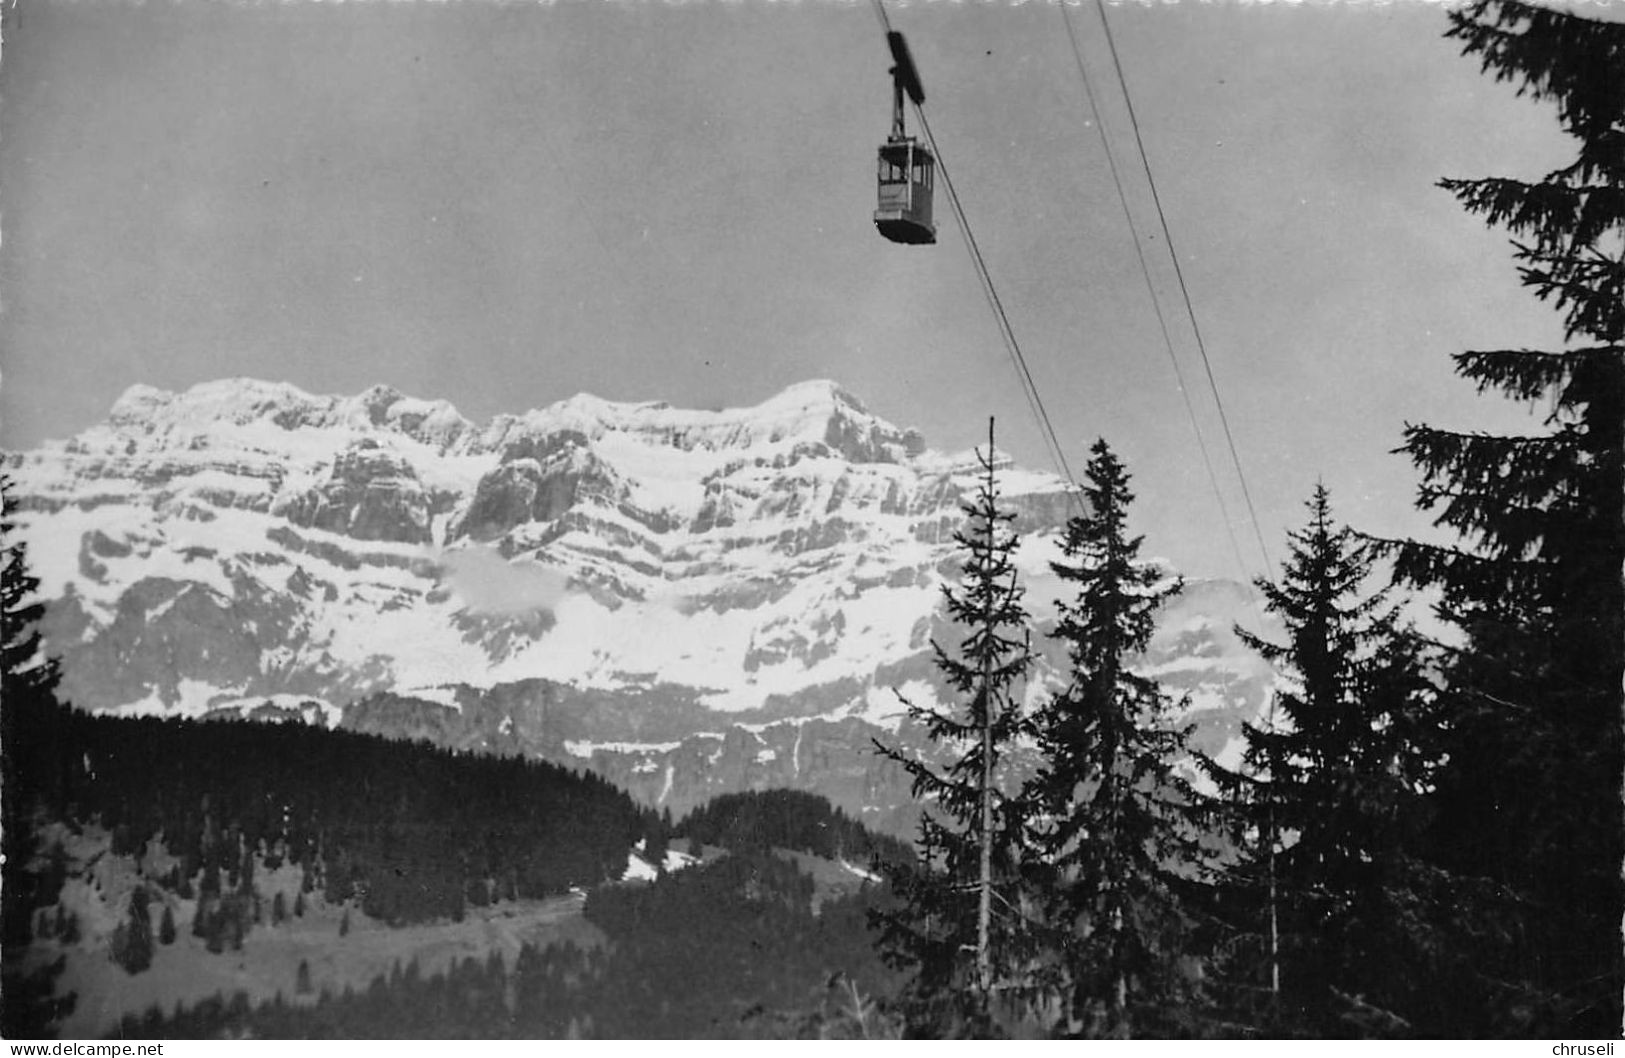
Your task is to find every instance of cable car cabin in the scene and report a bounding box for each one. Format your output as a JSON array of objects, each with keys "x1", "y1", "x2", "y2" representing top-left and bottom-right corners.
[{"x1": 875, "y1": 138, "x2": 936, "y2": 245}]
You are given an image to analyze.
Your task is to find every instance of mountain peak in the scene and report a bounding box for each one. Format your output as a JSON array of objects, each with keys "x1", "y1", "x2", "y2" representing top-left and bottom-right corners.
[
  {"x1": 109, "y1": 377, "x2": 314, "y2": 429},
  {"x1": 100, "y1": 377, "x2": 902, "y2": 455},
  {"x1": 102, "y1": 378, "x2": 474, "y2": 451},
  {"x1": 767, "y1": 378, "x2": 861, "y2": 408},
  {"x1": 478, "y1": 380, "x2": 920, "y2": 465}
]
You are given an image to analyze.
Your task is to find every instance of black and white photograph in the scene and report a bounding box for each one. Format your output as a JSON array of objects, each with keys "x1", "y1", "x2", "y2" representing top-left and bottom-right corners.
[{"x1": 0, "y1": 0, "x2": 1620, "y2": 1041}]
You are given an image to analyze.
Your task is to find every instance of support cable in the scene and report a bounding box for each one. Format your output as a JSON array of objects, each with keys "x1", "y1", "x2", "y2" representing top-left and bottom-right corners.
[
  {"x1": 871, "y1": 0, "x2": 894, "y2": 37},
  {"x1": 1058, "y1": 1, "x2": 1260, "y2": 597},
  {"x1": 913, "y1": 100, "x2": 1081, "y2": 505},
  {"x1": 871, "y1": 0, "x2": 1082, "y2": 510},
  {"x1": 1070, "y1": 3, "x2": 1280, "y2": 1001},
  {"x1": 1092, "y1": 0, "x2": 1276, "y2": 581}
]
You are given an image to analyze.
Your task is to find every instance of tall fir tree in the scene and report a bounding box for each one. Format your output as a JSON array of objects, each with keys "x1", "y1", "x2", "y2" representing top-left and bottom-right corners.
[
  {"x1": 110, "y1": 889, "x2": 155, "y2": 975},
  {"x1": 1026, "y1": 439, "x2": 1212, "y2": 1038},
  {"x1": 1, "y1": 473, "x2": 65, "y2": 806},
  {"x1": 1382, "y1": 0, "x2": 1624, "y2": 1035},
  {"x1": 1213, "y1": 485, "x2": 1439, "y2": 1035},
  {"x1": 1, "y1": 474, "x2": 76, "y2": 1036},
  {"x1": 1, "y1": 473, "x2": 67, "y2": 941},
  {"x1": 0, "y1": 477, "x2": 56, "y2": 696},
  {"x1": 872, "y1": 421, "x2": 1039, "y2": 1036}
]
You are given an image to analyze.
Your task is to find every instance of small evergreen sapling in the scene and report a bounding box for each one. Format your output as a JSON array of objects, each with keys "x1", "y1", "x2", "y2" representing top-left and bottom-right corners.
[
  {"x1": 159, "y1": 904, "x2": 177, "y2": 946},
  {"x1": 111, "y1": 890, "x2": 155, "y2": 974}
]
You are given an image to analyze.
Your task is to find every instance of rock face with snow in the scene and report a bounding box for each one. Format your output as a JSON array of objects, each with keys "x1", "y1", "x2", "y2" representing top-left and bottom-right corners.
[
  {"x1": 5, "y1": 378, "x2": 1276, "y2": 834},
  {"x1": 276, "y1": 440, "x2": 435, "y2": 545}
]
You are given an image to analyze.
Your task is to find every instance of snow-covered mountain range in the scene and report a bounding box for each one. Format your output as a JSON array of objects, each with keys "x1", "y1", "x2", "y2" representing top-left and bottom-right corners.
[{"x1": 5, "y1": 378, "x2": 1275, "y2": 833}]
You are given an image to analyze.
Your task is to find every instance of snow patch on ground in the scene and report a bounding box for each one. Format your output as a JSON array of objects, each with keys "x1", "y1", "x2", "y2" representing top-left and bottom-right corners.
[
  {"x1": 563, "y1": 739, "x2": 685, "y2": 759},
  {"x1": 104, "y1": 679, "x2": 239, "y2": 720},
  {"x1": 839, "y1": 858, "x2": 883, "y2": 884},
  {"x1": 211, "y1": 693, "x2": 344, "y2": 729},
  {"x1": 398, "y1": 685, "x2": 463, "y2": 712},
  {"x1": 845, "y1": 682, "x2": 919, "y2": 732},
  {"x1": 326, "y1": 600, "x2": 493, "y2": 691}
]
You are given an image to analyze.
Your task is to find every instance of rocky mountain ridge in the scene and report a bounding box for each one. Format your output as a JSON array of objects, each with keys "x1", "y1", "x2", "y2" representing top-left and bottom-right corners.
[{"x1": 6, "y1": 378, "x2": 1275, "y2": 832}]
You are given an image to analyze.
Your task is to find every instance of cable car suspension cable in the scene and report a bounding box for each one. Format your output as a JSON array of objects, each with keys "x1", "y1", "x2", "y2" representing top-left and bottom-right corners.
[
  {"x1": 1073, "y1": 9, "x2": 1278, "y2": 991},
  {"x1": 913, "y1": 100, "x2": 1082, "y2": 505},
  {"x1": 871, "y1": 0, "x2": 895, "y2": 39},
  {"x1": 1058, "y1": 1, "x2": 1263, "y2": 599},
  {"x1": 1090, "y1": 0, "x2": 1276, "y2": 581},
  {"x1": 871, "y1": 0, "x2": 1082, "y2": 509}
]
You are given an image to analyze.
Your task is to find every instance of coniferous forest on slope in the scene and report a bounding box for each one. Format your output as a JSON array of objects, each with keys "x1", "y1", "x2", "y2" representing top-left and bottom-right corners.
[
  {"x1": 5, "y1": 710, "x2": 652, "y2": 925},
  {"x1": 3, "y1": 0, "x2": 1624, "y2": 1040},
  {"x1": 103, "y1": 849, "x2": 906, "y2": 1040}
]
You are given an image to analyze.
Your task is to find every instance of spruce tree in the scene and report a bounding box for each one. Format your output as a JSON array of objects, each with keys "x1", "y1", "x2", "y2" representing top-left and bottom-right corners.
[
  {"x1": 0, "y1": 475, "x2": 60, "y2": 720},
  {"x1": 0, "y1": 474, "x2": 67, "y2": 950},
  {"x1": 1027, "y1": 439, "x2": 1212, "y2": 1038},
  {"x1": 872, "y1": 420, "x2": 1038, "y2": 1035},
  {"x1": 60, "y1": 911, "x2": 80, "y2": 946},
  {"x1": 159, "y1": 904, "x2": 177, "y2": 946},
  {"x1": 1383, "y1": 0, "x2": 1624, "y2": 1034},
  {"x1": 1216, "y1": 485, "x2": 1438, "y2": 1035},
  {"x1": 111, "y1": 890, "x2": 155, "y2": 974}
]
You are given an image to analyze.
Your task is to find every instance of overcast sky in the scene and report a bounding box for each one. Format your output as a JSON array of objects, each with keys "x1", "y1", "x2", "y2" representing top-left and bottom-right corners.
[{"x1": 0, "y1": 0, "x2": 1595, "y2": 580}]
